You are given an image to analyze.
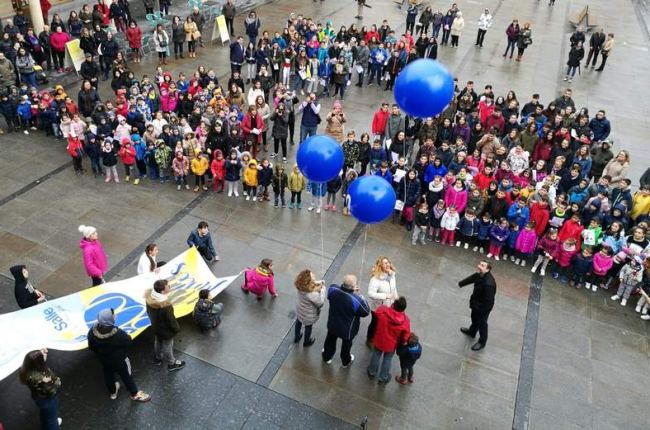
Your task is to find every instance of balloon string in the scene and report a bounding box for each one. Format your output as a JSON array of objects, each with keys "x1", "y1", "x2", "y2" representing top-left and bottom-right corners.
[
  {"x1": 320, "y1": 203, "x2": 325, "y2": 278},
  {"x1": 359, "y1": 224, "x2": 368, "y2": 286}
]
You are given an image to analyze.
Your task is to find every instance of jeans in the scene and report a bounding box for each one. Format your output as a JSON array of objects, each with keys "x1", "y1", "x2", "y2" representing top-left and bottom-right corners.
[
  {"x1": 274, "y1": 192, "x2": 286, "y2": 206},
  {"x1": 154, "y1": 336, "x2": 176, "y2": 365},
  {"x1": 175, "y1": 175, "x2": 187, "y2": 186},
  {"x1": 566, "y1": 65, "x2": 578, "y2": 77},
  {"x1": 21, "y1": 72, "x2": 37, "y2": 89},
  {"x1": 300, "y1": 124, "x2": 317, "y2": 143},
  {"x1": 293, "y1": 74, "x2": 305, "y2": 91},
  {"x1": 89, "y1": 156, "x2": 101, "y2": 174},
  {"x1": 504, "y1": 39, "x2": 516, "y2": 56},
  {"x1": 294, "y1": 320, "x2": 312, "y2": 343},
  {"x1": 33, "y1": 395, "x2": 60, "y2": 430},
  {"x1": 442, "y1": 29, "x2": 451, "y2": 44},
  {"x1": 357, "y1": 67, "x2": 365, "y2": 85},
  {"x1": 322, "y1": 331, "x2": 354, "y2": 366},
  {"x1": 367, "y1": 349, "x2": 395, "y2": 382},
  {"x1": 368, "y1": 63, "x2": 382, "y2": 85},
  {"x1": 103, "y1": 58, "x2": 113, "y2": 79},
  {"x1": 174, "y1": 42, "x2": 183, "y2": 56},
  {"x1": 433, "y1": 25, "x2": 441, "y2": 39},
  {"x1": 616, "y1": 283, "x2": 636, "y2": 300},
  {"x1": 476, "y1": 29, "x2": 487, "y2": 46},
  {"x1": 102, "y1": 357, "x2": 138, "y2": 396}
]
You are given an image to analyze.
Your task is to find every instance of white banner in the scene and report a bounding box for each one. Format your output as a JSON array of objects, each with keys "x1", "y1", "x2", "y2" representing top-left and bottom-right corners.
[{"x1": 0, "y1": 248, "x2": 238, "y2": 381}]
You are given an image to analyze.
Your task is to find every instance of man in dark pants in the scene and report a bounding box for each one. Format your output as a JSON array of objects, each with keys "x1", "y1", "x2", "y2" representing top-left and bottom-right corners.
[
  {"x1": 229, "y1": 36, "x2": 245, "y2": 73},
  {"x1": 458, "y1": 260, "x2": 497, "y2": 351},
  {"x1": 585, "y1": 28, "x2": 606, "y2": 69},
  {"x1": 222, "y1": 0, "x2": 237, "y2": 36},
  {"x1": 187, "y1": 221, "x2": 220, "y2": 262},
  {"x1": 322, "y1": 275, "x2": 370, "y2": 367},
  {"x1": 87, "y1": 308, "x2": 152, "y2": 401}
]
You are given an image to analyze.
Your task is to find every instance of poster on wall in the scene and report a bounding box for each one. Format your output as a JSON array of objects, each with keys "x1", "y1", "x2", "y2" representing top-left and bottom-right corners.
[
  {"x1": 211, "y1": 14, "x2": 230, "y2": 45},
  {"x1": 64, "y1": 39, "x2": 85, "y2": 72}
]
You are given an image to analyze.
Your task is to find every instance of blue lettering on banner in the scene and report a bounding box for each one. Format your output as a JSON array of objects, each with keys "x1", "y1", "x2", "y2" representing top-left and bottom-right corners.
[
  {"x1": 83, "y1": 293, "x2": 150, "y2": 335},
  {"x1": 43, "y1": 307, "x2": 69, "y2": 331}
]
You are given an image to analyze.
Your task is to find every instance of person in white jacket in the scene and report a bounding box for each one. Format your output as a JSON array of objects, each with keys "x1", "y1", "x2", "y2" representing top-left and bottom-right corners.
[
  {"x1": 366, "y1": 256, "x2": 398, "y2": 346},
  {"x1": 476, "y1": 9, "x2": 492, "y2": 48},
  {"x1": 450, "y1": 11, "x2": 465, "y2": 48},
  {"x1": 137, "y1": 243, "x2": 165, "y2": 275}
]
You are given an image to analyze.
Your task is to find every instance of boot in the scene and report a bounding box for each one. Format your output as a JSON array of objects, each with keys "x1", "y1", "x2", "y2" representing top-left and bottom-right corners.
[
  {"x1": 516, "y1": 55, "x2": 522, "y2": 62},
  {"x1": 406, "y1": 222, "x2": 413, "y2": 232}
]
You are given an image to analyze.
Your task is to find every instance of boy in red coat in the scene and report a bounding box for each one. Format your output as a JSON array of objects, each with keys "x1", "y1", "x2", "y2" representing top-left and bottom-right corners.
[
  {"x1": 67, "y1": 132, "x2": 85, "y2": 174},
  {"x1": 367, "y1": 296, "x2": 410, "y2": 385},
  {"x1": 118, "y1": 139, "x2": 137, "y2": 183},
  {"x1": 559, "y1": 212, "x2": 584, "y2": 248}
]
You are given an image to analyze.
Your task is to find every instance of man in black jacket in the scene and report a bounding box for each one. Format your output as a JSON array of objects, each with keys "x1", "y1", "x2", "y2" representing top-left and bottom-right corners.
[
  {"x1": 322, "y1": 275, "x2": 370, "y2": 367},
  {"x1": 80, "y1": 54, "x2": 100, "y2": 86},
  {"x1": 458, "y1": 260, "x2": 497, "y2": 351},
  {"x1": 38, "y1": 25, "x2": 52, "y2": 71},
  {"x1": 145, "y1": 279, "x2": 186, "y2": 371},
  {"x1": 100, "y1": 32, "x2": 119, "y2": 80},
  {"x1": 88, "y1": 308, "x2": 151, "y2": 401},
  {"x1": 585, "y1": 28, "x2": 606, "y2": 69}
]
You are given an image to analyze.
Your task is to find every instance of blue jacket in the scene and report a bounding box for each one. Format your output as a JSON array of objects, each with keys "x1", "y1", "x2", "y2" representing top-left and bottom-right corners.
[
  {"x1": 318, "y1": 61, "x2": 332, "y2": 78},
  {"x1": 457, "y1": 216, "x2": 479, "y2": 237},
  {"x1": 187, "y1": 228, "x2": 216, "y2": 256},
  {"x1": 133, "y1": 139, "x2": 147, "y2": 161},
  {"x1": 397, "y1": 177, "x2": 421, "y2": 206},
  {"x1": 229, "y1": 41, "x2": 245, "y2": 64},
  {"x1": 300, "y1": 102, "x2": 321, "y2": 127},
  {"x1": 307, "y1": 181, "x2": 327, "y2": 197},
  {"x1": 507, "y1": 228, "x2": 520, "y2": 249},
  {"x1": 568, "y1": 185, "x2": 589, "y2": 206},
  {"x1": 370, "y1": 48, "x2": 389, "y2": 65},
  {"x1": 477, "y1": 219, "x2": 493, "y2": 240},
  {"x1": 507, "y1": 203, "x2": 530, "y2": 229},
  {"x1": 369, "y1": 147, "x2": 387, "y2": 166},
  {"x1": 424, "y1": 164, "x2": 448, "y2": 184},
  {"x1": 611, "y1": 188, "x2": 632, "y2": 210},
  {"x1": 326, "y1": 284, "x2": 370, "y2": 340},
  {"x1": 374, "y1": 168, "x2": 392, "y2": 184},
  {"x1": 17, "y1": 102, "x2": 32, "y2": 119},
  {"x1": 573, "y1": 157, "x2": 592, "y2": 178},
  {"x1": 258, "y1": 165, "x2": 272, "y2": 186},
  {"x1": 571, "y1": 253, "x2": 593, "y2": 276},
  {"x1": 489, "y1": 224, "x2": 510, "y2": 246},
  {"x1": 588, "y1": 117, "x2": 611, "y2": 142},
  {"x1": 225, "y1": 159, "x2": 242, "y2": 181},
  {"x1": 396, "y1": 342, "x2": 422, "y2": 367}
]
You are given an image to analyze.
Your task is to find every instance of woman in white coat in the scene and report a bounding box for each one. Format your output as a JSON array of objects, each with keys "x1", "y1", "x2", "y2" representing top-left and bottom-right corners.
[
  {"x1": 294, "y1": 269, "x2": 326, "y2": 347},
  {"x1": 366, "y1": 256, "x2": 398, "y2": 346},
  {"x1": 450, "y1": 11, "x2": 465, "y2": 48},
  {"x1": 137, "y1": 243, "x2": 165, "y2": 275}
]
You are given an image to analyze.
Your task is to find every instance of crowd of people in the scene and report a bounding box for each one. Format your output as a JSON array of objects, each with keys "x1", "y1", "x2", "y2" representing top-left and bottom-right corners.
[{"x1": 2, "y1": 1, "x2": 648, "y2": 429}]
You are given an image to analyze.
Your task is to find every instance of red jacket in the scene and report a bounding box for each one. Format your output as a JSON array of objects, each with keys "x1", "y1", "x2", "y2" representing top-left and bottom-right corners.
[
  {"x1": 559, "y1": 219, "x2": 584, "y2": 248},
  {"x1": 529, "y1": 201, "x2": 550, "y2": 236},
  {"x1": 365, "y1": 30, "x2": 380, "y2": 43},
  {"x1": 210, "y1": 158, "x2": 226, "y2": 180},
  {"x1": 67, "y1": 136, "x2": 83, "y2": 157},
  {"x1": 557, "y1": 245, "x2": 578, "y2": 267},
  {"x1": 242, "y1": 113, "x2": 264, "y2": 144},
  {"x1": 371, "y1": 109, "x2": 390, "y2": 135},
  {"x1": 119, "y1": 145, "x2": 136, "y2": 165},
  {"x1": 372, "y1": 305, "x2": 410, "y2": 353},
  {"x1": 478, "y1": 100, "x2": 495, "y2": 126},
  {"x1": 126, "y1": 26, "x2": 143, "y2": 48},
  {"x1": 473, "y1": 172, "x2": 494, "y2": 191},
  {"x1": 533, "y1": 139, "x2": 554, "y2": 163},
  {"x1": 50, "y1": 31, "x2": 71, "y2": 53}
]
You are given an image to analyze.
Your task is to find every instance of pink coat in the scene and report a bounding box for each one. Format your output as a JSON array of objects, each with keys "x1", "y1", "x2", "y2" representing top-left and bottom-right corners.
[
  {"x1": 243, "y1": 267, "x2": 276, "y2": 296},
  {"x1": 557, "y1": 246, "x2": 578, "y2": 268},
  {"x1": 515, "y1": 229, "x2": 537, "y2": 254},
  {"x1": 592, "y1": 253, "x2": 614, "y2": 276},
  {"x1": 160, "y1": 89, "x2": 178, "y2": 113},
  {"x1": 79, "y1": 238, "x2": 108, "y2": 278},
  {"x1": 444, "y1": 186, "x2": 468, "y2": 214}
]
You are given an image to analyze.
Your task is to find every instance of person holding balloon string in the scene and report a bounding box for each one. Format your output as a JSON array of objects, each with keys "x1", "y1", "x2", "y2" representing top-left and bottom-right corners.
[{"x1": 396, "y1": 169, "x2": 422, "y2": 231}]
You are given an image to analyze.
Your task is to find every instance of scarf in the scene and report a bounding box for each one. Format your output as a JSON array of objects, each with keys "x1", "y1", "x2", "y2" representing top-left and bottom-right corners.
[
  {"x1": 25, "y1": 281, "x2": 35, "y2": 294},
  {"x1": 151, "y1": 290, "x2": 167, "y2": 302}
]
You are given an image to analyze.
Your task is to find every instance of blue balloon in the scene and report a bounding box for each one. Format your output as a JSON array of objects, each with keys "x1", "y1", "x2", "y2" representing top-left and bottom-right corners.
[
  {"x1": 296, "y1": 135, "x2": 344, "y2": 183},
  {"x1": 394, "y1": 59, "x2": 454, "y2": 119},
  {"x1": 347, "y1": 176, "x2": 396, "y2": 225}
]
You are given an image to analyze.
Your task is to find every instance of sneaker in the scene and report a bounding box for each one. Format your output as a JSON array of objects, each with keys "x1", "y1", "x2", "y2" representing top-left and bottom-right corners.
[
  {"x1": 194, "y1": 186, "x2": 200, "y2": 192},
  {"x1": 185, "y1": 184, "x2": 190, "y2": 190},
  {"x1": 246, "y1": 196, "x2": 250, "y2": 201},
  {"x1": 133, "y1": 178, "x2": 140, "y2": 185},
  {"x1": 552, "y1": 272, "x2": 559, "y2": 279},
  {"x1": 610, "y1": 295, "x2": 620, "y2": 301},
  {"x1": 234, "y1": 191, "x2": 239, "y2": 197},
  {"x1": 202, "y1": 186, "x2": 209, "y2": 191},
  {"x1": 288, "y1": 203, "x2": 294, "y2": 209},
  {"x1": 641, "y1": 315, "x2": 650, "y2": 320},
  {"x1": 270, "y1": 152, "x2": 277, "y2": 158},
  {"x1": 114, "y1": 177, "x2": 120, "y2": 183},
  {"x1": 228, "y1": 190, "x2": 233, "y2": 197},
  {"x1": 521, "y1": 260, "x2": 526, "y2": 267},
  {"x1": 168, "y1": 360, "x2": 186, "y2": 372},
  {"x1": 636, "y1": 305, "x2": 642, "y2": 313},
  {"x1": 531, "y1": 266, "x2": 537, "y2": 273},
  {"x1": 494, "y1": 256, "x2": 500, "y2": 261},
  {"x1": 395, "y1": 376, "x2": 407, "y2": 385},
  {"x1": 176, "y1": 185, "x2": 181, "y2": 190},
  {"x1": 515, "y1": 258, "x2": 521, "y2": 265},
  {"x1": 131, "y1": 390, "x2": 151, "y2": 402},
  {"x1": 252, "y1": 196, "x2": 257, "y2": 201},
  {"x1": 472, "y1": 246, "x2": 479, "y2": 252},
  {"x1": 321, "y1": 348, "x2": 332, "y2": 364},
  {"x1": 105, "y1": 177, "x2": 111, "y2": 183},
  {"x1": 110, "y1": 382, "x2": 120, "y2": 400},
  {"x1": 282, "y1": 157, "x2": 287, "y2": 163},
  {"x1": 274, "y1": 204, "x2": 279, "y2": 208},
  {"x1": 502, "y1": 254, "x2": 508, "y2": 260},
  {"x1": 323, "y1": 204, "x2": 329, "y2": 211},
  {"x1": 298, "y1": 203, "x2": 303, "y2": 209},
  {"x1": 308, "y1": 206, "x2": 314, "y2": 211},
  {"x1": 23, "y1": 130, "x2": 29, "y2": 135},
  {"x1": 456, "y1": 241, "x2": 461, "y2": 247},
  {"x1": 407, "y1": 376, "x2": 414, "y2": 383},
  {"x1": 621, "y1": 299, "x2": 627, "y2": 306},
  {"x1": 591, "y1": 284, "x2": 598, "y2": 291},
  {"x1": 332, "y1": 205, "x2": 337, "y2": 211},
  {"x1": 125, "y1": 176, "x2": 130, "y2": 182},
  {"x1": 510, "y1": 256, "x2": 516, "y2": 262},
  {"x1": 464, "y1": 243, "x2": 469, "y2": 249},
  {"x1": 563, "y1": 76, "x2": 569, "y2": 81},
  {"x1": 540, "y1": 269, "x2": 546, "y2": 276},
  {"x1": 486, "y1": 253, "x2": 493, "y2": 258},
  {"x1": 479, "y1": 247, "x2": 484, "y2": 253},
  {"x1": 341, "y1": 354, "x2": 355, "y2": 368},
  {"x1": 58, "y1": 418, "x2": 63, "y2": 426},
  {"x1": 643, "y1": 308, "x2": 648, "y2": 315},
  {"x1": 316, "y1": 207, "x2": 321, "y2": 214},
  {"x1": 412, "y1": 242, "x2": 417, "y2": 246},
  {"x1": 561, "y1": 276, "x2": 567, "y2": 283},
  {"x1": 568, "y1": 78, "x2": 573, "y2": 83}
]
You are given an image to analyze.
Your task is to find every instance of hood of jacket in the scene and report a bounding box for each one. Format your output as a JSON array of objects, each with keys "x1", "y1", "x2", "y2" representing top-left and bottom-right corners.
[
  {"x1": 145, "y1": 290, "x2": 172, "y2": 309},
  {"x1": 378, "y1": 306, "x2": 407, "y2": 326},
  {"x1": 92, "y1": 324, "x2": 118, "y2": 339},
  {"x1": 10, "y1": 265, "x2": 26, "y2": 283}
]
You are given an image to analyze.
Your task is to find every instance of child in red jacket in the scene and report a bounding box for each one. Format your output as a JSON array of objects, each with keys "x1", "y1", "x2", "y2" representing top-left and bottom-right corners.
[
  {"x1": 67, "y1": 133, "x2": 85, "y2": 174},
  {"x1": 118, "y1": 138, "x2": 137, "y2": 183},
  {"x1": 210, "y1": 149, "x2": 226, "y2": 193},
  {"x1": 553, "y1": 238, "x2": 578, "y2": 283},
  {"x1": 558, "y1": 212, "x2": 584, "y2": 248}
]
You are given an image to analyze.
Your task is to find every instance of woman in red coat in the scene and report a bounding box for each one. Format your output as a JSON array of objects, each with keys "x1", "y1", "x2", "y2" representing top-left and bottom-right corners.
[
  {"x1": 532, "y1": 131, "x2": 555, "y2": 164},
  {"x1": 125, "y1": 21, "x2": 143, "y2": 63},
  {"x1": 242, "y1": 105, "x2": 264, "y2": 159},
  {"x1": 97, "y1": 0, "x2": 110, "y2": 26}
]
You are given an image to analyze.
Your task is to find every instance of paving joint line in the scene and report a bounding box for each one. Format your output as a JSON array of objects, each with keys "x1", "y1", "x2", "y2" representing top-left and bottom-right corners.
[{"x1": 0, "y1": 162, "x2": 71, "y2": 208}]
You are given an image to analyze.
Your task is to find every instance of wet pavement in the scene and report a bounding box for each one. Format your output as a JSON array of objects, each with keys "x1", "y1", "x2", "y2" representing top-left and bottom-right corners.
[{"x1": 1, "y1": 0, "x2": 650, "y2": 428}]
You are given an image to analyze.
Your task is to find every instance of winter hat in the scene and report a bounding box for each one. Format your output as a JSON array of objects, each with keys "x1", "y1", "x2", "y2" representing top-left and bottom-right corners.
[
  {"x1": 132, "y1": 134, "x2": 141, "y2": 142},
  {"x1": 97, "y1": 308, "x2": 115, "y2": 326},
  {"x1": 121, "y1": 137, "x2": 131, "y2": 145},
  {"x1": 78, "y1": 225, "x2": 97, "y2": 238}
]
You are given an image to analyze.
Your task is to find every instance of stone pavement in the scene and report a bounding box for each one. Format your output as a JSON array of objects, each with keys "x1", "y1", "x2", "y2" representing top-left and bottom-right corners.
[{"x1": 1, "y1": 0, "x2": 650, "y2": 429}]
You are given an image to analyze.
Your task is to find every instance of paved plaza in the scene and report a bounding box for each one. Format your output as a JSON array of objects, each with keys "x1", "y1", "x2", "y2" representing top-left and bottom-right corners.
[{"x1": 1, "y1": 0, "x2": 650, "y2": 428}]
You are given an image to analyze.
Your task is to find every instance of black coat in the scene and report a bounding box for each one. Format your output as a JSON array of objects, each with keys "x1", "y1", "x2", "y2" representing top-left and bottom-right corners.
[
  {"x1": 458, "y1": 271, "x2": 497, "y2": 312},
  {"x1": 145, "y1": 292, "x2": 180, "y2": 340},
  {"x1": 87, "y1": 324, "x2": 132, "y2": 366},
  {"x1": 11, "y1": 265, "x2": 39, "y2": 309},
  {"x1": 80, "y1": 59, "x2": 100, "y2": 81},
  {"x1": 326, "y1": 284, "x2": 370, "y2": 339},
  {"x1": 271, "y1": 110, "x2": 289, "y2": 139}
]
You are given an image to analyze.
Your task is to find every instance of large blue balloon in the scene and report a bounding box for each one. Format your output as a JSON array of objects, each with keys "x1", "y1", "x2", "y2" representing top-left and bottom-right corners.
[
  {"x1": 347, "y1": 176, "x2": 396, "y2": 225},
  {"x1": 394, "y1": 59, "x2": 454, "y2": 119},
  {"x1": 296, "y1": 135, "x2": 344, "y2": 183}
]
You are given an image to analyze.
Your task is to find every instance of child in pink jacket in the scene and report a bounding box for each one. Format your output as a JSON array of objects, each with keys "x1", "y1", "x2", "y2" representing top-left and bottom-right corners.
[
  {"x1": 78, "y1": 225, "x2": 108, "y2": 286},
  {"x1": 588, "y1": 246, "x2": 613, "y2": 292},
  {"x1": 241, "y1": 259, "x2": 277, "y2": 300},
  {"x1": 553, "y1": 238, "x2": 578, "y2": 283},
  {"x1": 514, "y1": 221, "x2": 537, "y2": 267}
]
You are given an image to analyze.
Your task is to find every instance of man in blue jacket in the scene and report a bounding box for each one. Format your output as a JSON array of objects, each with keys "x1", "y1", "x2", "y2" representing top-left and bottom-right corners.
[
  {"x1": 588, "y1": 110, "x2": 611, "y2": 144},
  {"x1": 229, "y1": 37, "x2": 245, "y2": 73},
  {"x1": 298, "y1": 93, "x2": 321, "y2": 143},
  {"x1": 322, "y1": 275, "x2": 370, "y2": 367},
  {"x1": 187, "y1": 221, "x2": 219, "y2": 262}
]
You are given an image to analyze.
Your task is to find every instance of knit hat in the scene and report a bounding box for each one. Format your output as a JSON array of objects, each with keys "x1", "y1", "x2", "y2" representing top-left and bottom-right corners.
[
  {"x1": 97, "y1": 308, "x2": 115, "y2": 326},
  {"x1": 78, "y1": 225, "x2": 97, "y2": 238}
]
